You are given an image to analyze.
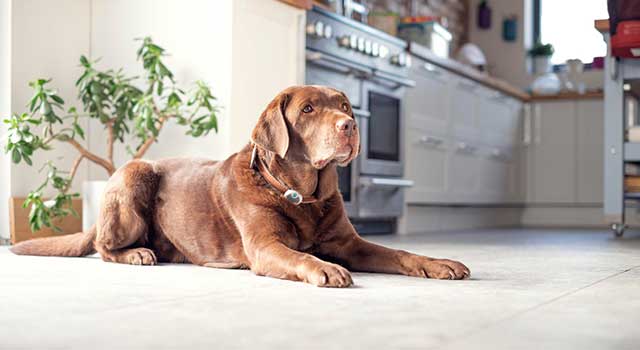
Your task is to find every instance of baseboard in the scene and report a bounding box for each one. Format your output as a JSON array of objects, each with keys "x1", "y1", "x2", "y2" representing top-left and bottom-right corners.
[
  {"x1": 521, "y1": 206, "x2": 640, "y2": 228},
  {"x1": 398, "y1": 206, "x2": 523, "y2": 235},
  {"x1": 399, "y1": 204, "x2": 638, "y2": 234}
]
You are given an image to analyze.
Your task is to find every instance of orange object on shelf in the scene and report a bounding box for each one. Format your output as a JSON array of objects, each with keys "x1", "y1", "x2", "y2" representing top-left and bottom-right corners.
[
  {"x1": 611, "y1": 21, "x2": 640, "y2": 58},
  {"x1": 624, "y1": 176, "x2": 640, "y2": 192}
]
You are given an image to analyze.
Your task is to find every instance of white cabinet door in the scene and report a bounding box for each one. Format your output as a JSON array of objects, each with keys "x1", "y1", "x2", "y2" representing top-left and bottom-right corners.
[
  {"x1": 405, "y1": 128, "x2": 449, "y2": 203},
  {"x1": 448, "y1": 141, "x2": 482, "y2": 203},
  {"x1": 527, "y1": 101, "x2": 577, "y2": 204},
  {"x1": 405, "y1": 61, "x2": 449, "y2": 135},
  {"x1": 450, "y1": 77, "x2": 479, "y2": 142},
  {"x1": 576, "y1": 100, "x2": 604, "y2": 204},
  {"x1": 476, "y1": 146, "x2": 518, "y2": 203}
]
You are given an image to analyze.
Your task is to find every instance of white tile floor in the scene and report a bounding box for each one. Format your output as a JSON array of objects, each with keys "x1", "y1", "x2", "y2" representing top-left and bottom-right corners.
[{"x1": 1, "y1": 229, "x2": 639, "y2": 350}]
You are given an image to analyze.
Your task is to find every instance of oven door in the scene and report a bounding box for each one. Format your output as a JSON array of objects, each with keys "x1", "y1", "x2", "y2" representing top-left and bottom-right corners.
[
  {"x1": 337, "y1": 159, "x2": 358, "y2": 217},
  {"x1": 359, "y1": 81, "x2": 405, "y2": 177}
]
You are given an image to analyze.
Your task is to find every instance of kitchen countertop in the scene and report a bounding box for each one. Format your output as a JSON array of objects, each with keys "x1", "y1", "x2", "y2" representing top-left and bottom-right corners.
[
  {"x1": 595, "y1": 19, "x2": 609, "y2": 34},
  {"x1": 409, "y1": 42, "x2": 603, "y2": 102},
  {"x1": 277, "y1": 0, "x2": 312, "y2": 10}
]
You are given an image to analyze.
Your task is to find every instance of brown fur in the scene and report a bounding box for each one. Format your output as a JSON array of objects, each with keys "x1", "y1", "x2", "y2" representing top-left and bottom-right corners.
[{"x1": 11, "y1": 85, "x2": 470, "y2": 287}]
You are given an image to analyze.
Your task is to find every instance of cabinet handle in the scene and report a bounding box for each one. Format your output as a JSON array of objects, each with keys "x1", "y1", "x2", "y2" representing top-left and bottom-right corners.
[
  {"x1": 456, "y1": 142, "x2": 477, "y2": 154},
  {"x1": 490, "y1": 148, "x2": 510, "y2": 160},
  {"x1": 422, "y1": 63, "x2": 442, "y2": 76},
  {"x1": 523, "y1": 104, "x2": 532, "y2": 146},
  {"x1": 457, "y1": 80, "x2": 477, "y2": 92},
  {"x1": 534, "y1": 104, "x2": 541, "y2": 144},
  {"x1": 419, "y1": 135, "x2": 444, "y2": 147}
]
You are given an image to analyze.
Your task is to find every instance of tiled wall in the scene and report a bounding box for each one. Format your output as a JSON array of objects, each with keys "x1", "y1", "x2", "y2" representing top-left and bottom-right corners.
[{"x1": 368, "y1": 0, "x2": 469, "y2": 53}]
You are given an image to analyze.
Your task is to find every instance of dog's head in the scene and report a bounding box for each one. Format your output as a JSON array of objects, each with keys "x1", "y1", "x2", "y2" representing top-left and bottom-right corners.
[{"x1": 251, "y1": 85, "x2": 360, "y2": 169}]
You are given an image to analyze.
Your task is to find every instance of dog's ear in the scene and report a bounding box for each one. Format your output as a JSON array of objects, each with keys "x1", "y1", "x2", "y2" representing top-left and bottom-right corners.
[{"x1": 251, "y1": 93, "x2": 290, "y2": 158}]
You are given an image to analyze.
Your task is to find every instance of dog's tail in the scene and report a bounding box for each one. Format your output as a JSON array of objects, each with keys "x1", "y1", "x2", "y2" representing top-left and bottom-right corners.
[{"x1": 10, "y1": 224, "x2": 97, "y2": 257}]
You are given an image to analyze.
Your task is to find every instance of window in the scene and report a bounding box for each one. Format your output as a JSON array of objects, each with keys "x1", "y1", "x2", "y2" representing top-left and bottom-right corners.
[{"x1": 534, "y1": 0, "x2": 609, "y2": 65}]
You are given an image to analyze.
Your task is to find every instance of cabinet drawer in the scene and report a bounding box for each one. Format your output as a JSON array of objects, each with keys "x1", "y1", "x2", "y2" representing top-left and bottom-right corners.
[
  {"x1": 405, "y1": 128, "x2": 449, "y2": 203},
  {"x1": 450, "y1": 77, "x2": 480, "y2": 142},
  {"x1": 477, "y1": 94, "x2": 521, "y2": 148},
  {"x1": 475, "y1": 146, "x2": 518, "y2": 203},
  {"x1": 406, "y1": 60, "x2": 450, "y2": 134},
  {"x1": 447, "y1": 139, "x2": 482, "y2": 203}
]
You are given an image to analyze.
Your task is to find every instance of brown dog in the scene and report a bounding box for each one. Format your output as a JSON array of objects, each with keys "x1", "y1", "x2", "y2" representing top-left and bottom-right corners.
[{"x1": 11, "y1": 85, "x2": 469, "y2": 287}]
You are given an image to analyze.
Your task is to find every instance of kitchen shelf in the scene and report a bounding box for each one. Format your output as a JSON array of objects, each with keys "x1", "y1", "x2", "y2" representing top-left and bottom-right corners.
[
  {"x1": 624, "y1": 143, "x2": 640, "y2": 161},
  {"x1": 624, "y1": 192, "x2": 640, "y2": 200}
]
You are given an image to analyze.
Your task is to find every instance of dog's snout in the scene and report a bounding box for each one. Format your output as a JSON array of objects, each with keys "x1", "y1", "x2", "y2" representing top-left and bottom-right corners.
[{"x1": 336, "y1": 118, "x2": 356, "y2": 136}]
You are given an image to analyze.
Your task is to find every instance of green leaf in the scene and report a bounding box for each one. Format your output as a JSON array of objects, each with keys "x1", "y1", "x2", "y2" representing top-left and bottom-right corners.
[
  {"x1": 50, "y1": 94, "x2": 64, "y2": 104},
  {"x1": 11, "y1": 148, "x2": 21, "y2": 163},
  {"x1": 73, "y1": 123, "x2": 85, "y2": 139}
]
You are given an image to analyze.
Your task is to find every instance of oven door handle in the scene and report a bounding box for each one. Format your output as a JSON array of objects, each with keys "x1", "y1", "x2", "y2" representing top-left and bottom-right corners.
[
  {"x1": 306, "y1": 50, "x2": 372, "y2": 76},
  {"x1": 372, "y1": 71, "x2": 416, "y2": 88},
  {"x1": 361, "y1": 178, "x2": 414, "y2": 188}
]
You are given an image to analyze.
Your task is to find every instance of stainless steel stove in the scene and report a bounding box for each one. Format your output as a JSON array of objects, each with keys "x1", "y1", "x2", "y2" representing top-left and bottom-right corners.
[{"x1": 305, "y1": 6, "x2": 415, "y2": 234}]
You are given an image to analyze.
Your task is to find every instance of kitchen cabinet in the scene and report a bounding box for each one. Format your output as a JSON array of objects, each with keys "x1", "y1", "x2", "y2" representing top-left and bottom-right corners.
[
  {"x1": 405, "y1": 62, "x2": 450, "y2": 134},
  {"x1": 576, "y1": 100, "x2": 604, "y2": 204},
  {"x1": 526, "y1": 101, "x2": 576, "y2": 204},
  {"x1": 405, "y1": 55, "x2": 524, "y2": 205},
  {"x1": 525, "y1": 100, "x2": 604, "y2": 205},
  {"x1": 404, "y1": 60, "x2": 450, "y2": 203}
]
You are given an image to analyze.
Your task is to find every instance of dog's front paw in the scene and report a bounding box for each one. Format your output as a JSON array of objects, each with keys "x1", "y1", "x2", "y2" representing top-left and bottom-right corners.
[
  {"x1": 303, "y1": 261, "x2": 353, "y2": 288},
  {"x1": 402, "y1": 255, "x2": 470, "y2": 280},
  {"x1": 125, "y1": 248, "x2": 157, "y2": 266}
]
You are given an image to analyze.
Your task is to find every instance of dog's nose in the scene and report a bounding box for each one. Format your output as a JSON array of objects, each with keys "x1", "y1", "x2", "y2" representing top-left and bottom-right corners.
[{"x1": 336, "y1": 118, "x2": 356, "y2": 136}]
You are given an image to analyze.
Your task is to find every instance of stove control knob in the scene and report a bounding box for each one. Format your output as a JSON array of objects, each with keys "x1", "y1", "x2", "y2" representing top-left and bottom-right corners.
[
  {"x1": 364, "y1": 40, "x2": 372, "y2": 55},
  {"x1": 390, "y1": 53, "x2": 399, "y2": 65},
  {"x1": 391, "y1": 53, "x2": 407, "y2": 66},
  {"x1": 371, "y1": 42, "x2": 380, "y2": 57},
  {"x1": 349, "y1": 35, "x2": 358, "y2": 50},
  {"x1": 314, "y1": 21, "x2": 324, "y2": 37},
  {"x1": 357, "y1": 37, "x2": 365, "y2": 52},
  {"x1": 338, "y1": 35, "x2": 350, "y2": 47},
  {"x1": 306, "y1": 21, "x2": 326, "y2": 38},
  {"x1": 323, "y1": 24, "x2": 333, "y2": 39},
  {"x1": 379, "y1": 45, "x2": 389, "y2": 58}
]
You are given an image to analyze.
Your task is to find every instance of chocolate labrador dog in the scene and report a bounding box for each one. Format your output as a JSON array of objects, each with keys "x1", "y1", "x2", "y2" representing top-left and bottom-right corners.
[{"x1": 11, "y1": 85, "x2": 469, "y2": 287}]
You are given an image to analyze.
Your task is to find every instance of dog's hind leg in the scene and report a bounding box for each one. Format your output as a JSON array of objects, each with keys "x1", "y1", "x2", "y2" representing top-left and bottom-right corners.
[{"x1": 95, "y1": 160, "x2": 160, "y2": 266}]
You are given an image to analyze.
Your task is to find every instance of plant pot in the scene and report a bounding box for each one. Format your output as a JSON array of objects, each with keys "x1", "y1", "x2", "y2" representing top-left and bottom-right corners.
[
  {"x1": 9, "y1": 197, "x2": 83, "y2": 244},
  {"x1": 82, "y1": 181, "x2": 107, "y2": 231},
  {"x1": 533, "y1": 56, "x2": 552, "y2": 75}
]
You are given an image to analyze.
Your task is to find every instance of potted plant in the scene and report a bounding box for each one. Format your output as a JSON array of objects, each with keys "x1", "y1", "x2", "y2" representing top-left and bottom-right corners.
[
  {"x1": 528, "y1": 42, "x2": 555, "y2": 74},
  {"x1": 3, "y1": 37, "x2": 220, "y2": 233}
]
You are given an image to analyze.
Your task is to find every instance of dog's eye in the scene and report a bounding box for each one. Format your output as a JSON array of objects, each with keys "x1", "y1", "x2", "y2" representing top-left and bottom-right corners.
[
  {"x1": 302, "y1": 104, "x2": 314, "y2": 113},
  {"x1": 341, "y1": 103, "x2": 350, "y2": 112}
]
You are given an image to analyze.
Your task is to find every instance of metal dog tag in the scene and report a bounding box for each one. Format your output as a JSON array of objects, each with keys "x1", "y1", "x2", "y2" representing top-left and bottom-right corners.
[{"x1": 283, "y1": 189, "x2": 303, "y2": 205}]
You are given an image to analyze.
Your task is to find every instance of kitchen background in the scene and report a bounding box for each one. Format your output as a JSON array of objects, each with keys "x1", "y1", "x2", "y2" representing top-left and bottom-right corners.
[{"x1": 0, "y1": 0, "x2": 622, "y2": 241}]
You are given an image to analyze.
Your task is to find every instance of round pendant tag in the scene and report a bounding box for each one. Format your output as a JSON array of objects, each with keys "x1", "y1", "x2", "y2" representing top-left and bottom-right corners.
[{"x1": 284, "y1": 189, "x2": 303, "y2": 205}]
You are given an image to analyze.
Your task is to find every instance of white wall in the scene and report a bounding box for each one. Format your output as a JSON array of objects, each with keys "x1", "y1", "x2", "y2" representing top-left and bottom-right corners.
[
  {"x1": 87, "y1": 0, "x2": 234, "y2": 181},
  {"x1": 0, "y1": 0, "x2": 12, "y2": 239},
  {"x1": 467, "y1": 0, "x2": 533, "y2": 89},
  {"x1": 9, "y1": 0, "x2": 92, "y2": 196},
  {"x1": 229, "y1": 0, "x2": 305, "y2": 152}
]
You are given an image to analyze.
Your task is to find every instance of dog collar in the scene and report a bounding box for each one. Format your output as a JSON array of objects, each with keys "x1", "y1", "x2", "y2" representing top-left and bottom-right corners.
[{"x1": 250, "y1": 145, "x2": 318, "y2": 205}]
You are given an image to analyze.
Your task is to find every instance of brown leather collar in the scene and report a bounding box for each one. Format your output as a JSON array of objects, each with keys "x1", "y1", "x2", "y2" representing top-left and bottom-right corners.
[{"x1": 250, "y1": 145, "x2": 318, "y2": 205}]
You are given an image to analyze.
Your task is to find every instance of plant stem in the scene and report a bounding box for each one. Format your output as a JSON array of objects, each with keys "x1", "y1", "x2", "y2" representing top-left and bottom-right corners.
[
  {"x1": 63, "y1": 154, "x2": 85, "y2": 193},
  {"x1": 106, "y1": 119, "x2": 115, "y2": 167},
  {"x1": 66, "y1": 138, "x2": 116, "y2": 175},
  {"x1": 133, "y1": 115, "x2": 167, "y2": 159}
]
